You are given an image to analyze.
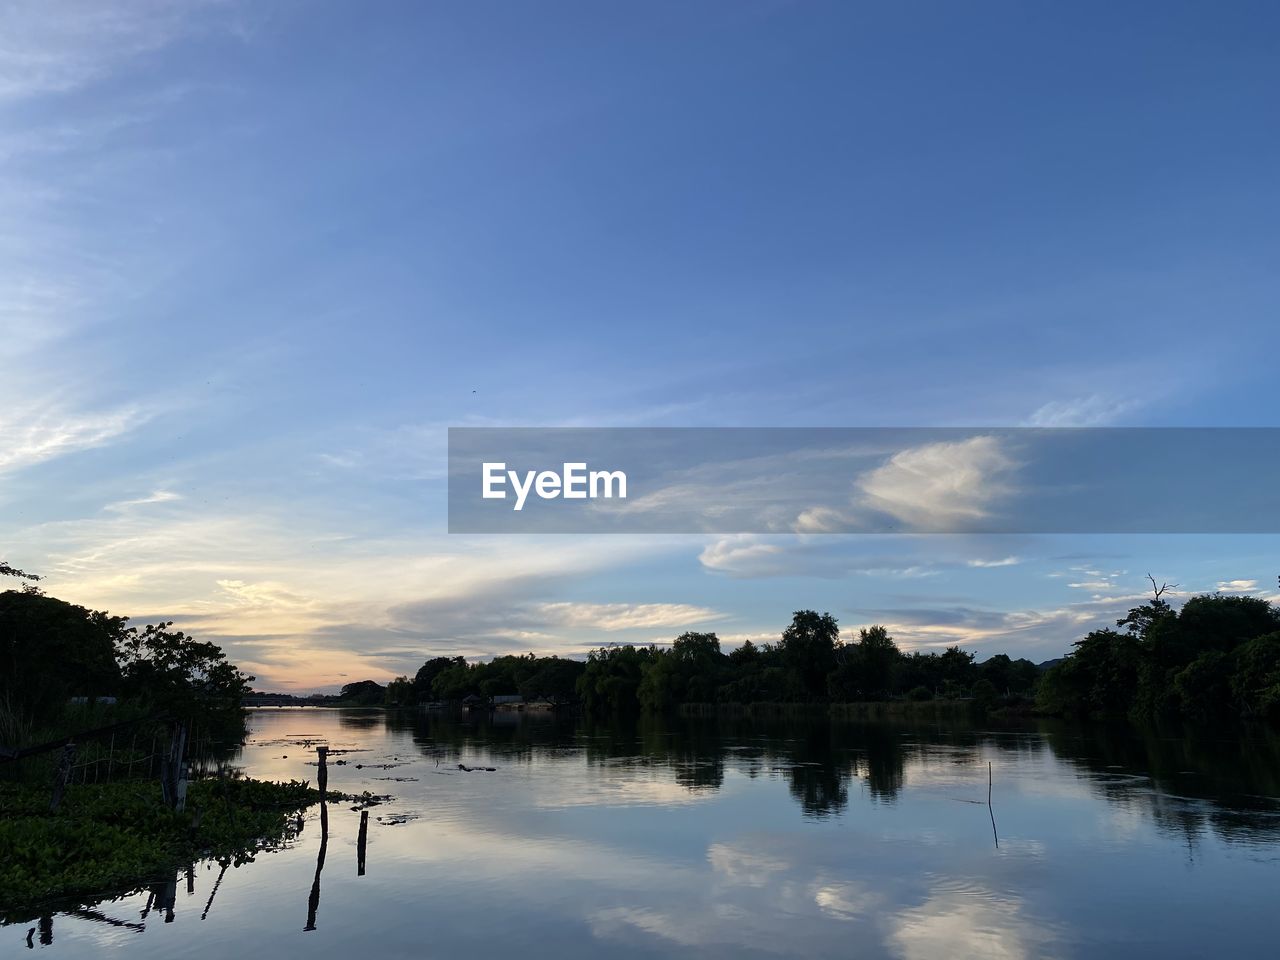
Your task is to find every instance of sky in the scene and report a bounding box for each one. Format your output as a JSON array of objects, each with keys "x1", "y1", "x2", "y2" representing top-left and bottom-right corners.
[{"x1": 2, "y1": 0, "x2": 1278, "y2": 691}]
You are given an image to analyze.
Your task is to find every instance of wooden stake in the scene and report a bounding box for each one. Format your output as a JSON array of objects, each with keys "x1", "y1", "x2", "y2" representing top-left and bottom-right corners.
[
  {"x1": 357, "y1": 810, "x2": 368, "y2": 876},
  {"x1": 316, "y1": 745, "x2": 328, "y2": 794},
  {"x1": 50, "y1": 743, "x2": 76, "y2": 812}
]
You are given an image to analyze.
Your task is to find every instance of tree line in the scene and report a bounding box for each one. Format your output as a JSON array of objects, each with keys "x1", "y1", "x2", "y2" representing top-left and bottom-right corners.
[
  {"x1": 387, "y1": 587, "x2": 1280, "y2": 725},
  {"x1": 0, "y1": 572, "x2": 253, "y2": 744},
  {"x1": 1037, "y1": 580, "x2": 1280, "y2": 722},
  {"x1": 383, "y1": 610, "x2": 1040, "y2": 713}
]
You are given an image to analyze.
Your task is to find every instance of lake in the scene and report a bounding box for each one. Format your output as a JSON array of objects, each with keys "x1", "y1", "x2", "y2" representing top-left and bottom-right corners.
[{"x1": 8, "y1": 707, "x2": 1280, "y2": 958}]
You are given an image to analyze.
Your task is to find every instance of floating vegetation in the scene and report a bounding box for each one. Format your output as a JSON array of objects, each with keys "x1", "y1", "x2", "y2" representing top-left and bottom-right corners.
[
  {"x1": 0, "y1": 778, "x2": 336, "y2": 923},
  {"x1": 374, "y1": 813, "x2": 419, "y2": 826},
  {"x1": 346, "y1": 791, "x2": 394, "y2": 811}
]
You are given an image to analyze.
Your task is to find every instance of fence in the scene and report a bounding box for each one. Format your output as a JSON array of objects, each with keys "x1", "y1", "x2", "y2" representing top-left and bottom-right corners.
[{"x1": 0, "y1": 712, "x2": 234, "y2": 812}]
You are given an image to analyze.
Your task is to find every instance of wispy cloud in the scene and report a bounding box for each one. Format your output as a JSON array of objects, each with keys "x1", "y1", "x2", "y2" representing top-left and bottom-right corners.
[
  {"x1": 104, "y1": 489, "x2": 182, "y2": 511},
  {"x1": 0, "y1": 403, "x2": 148, "y2": 474},
  {"x1": 1027, "y1": 393, "x2": 1139, "y2": 427},
  {"x1": 0, "y1": 0, "x2": 237, "y2": 104},
  {"x1": 535, "y1": 601, "x2": 726, "y2": 632}
]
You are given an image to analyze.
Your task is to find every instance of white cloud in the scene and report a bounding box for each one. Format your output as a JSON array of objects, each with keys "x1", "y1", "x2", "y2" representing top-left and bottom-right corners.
[
  {"x1": 698, "y1": 535, "x2": 785, "y2": 574},
  {"x1": 792, "y1": 505, "x2": 859, "y2": 533},
  {"x1": 856, "y1": 436, "x2": 1017, "y2": 531},
  {"x1": 535, "y1": 601, "x2": 727, "y2": 632},
  {"x1": 890, "y1": 888, "x2": 1057, "y2": 960},
  {"x1": 104, "y1": 489, "x2": 182, "y2": 511},
  {"x1": 1217, "y1": 579, "x2": 1258, "y2": 593},
  {"x1": 967, "y1": 556, "x2": 1021, "y2": 568},
  {"x1": 0, "y1": 404, "x2": 147, "y2": 474}
]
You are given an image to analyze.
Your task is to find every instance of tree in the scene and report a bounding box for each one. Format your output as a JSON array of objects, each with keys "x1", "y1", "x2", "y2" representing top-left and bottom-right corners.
[
  {"x1": 117, "y1": 620, "x2": 253, "y2": 737},
  {"x1": 578, "y1": 645, "x2": 656, "y2": 712},
  {"x1": 518, "y1": 657, "x2": 585, "y2": 704},
  {"x1": 337, "y1": 680, "x2": 387, "y2": 706},
  {"x1": 0, "y1": 562, "x2": 40, "y2": 582},
  {"x1": 938, "y1": 646, "x2": 977, "y2": 687},
  {"x1": 0, "y1": 590, "x2": 123, "y2": 727},
  {"x1": 413, "y1": 657, "x2": 462, "y2": 702},
  {"x1": 1117, "y1": 574, "x2": 1178, "y2": 637},
  {"x1": 1231, "y1": 632, "x2": 1280, "y2": 719},
  {"x1": 853, "y1": 625, "x2": 899, "y2": 700},
  {"x1": 384, "y1": 676, "x2": 413, "y2": 706},
  {"x1": 778, "y1": 611, "x2": 840, "y2": 701},
  {"x1": 1173, "y1": 651, "x2": 1233, "y2": 722}
]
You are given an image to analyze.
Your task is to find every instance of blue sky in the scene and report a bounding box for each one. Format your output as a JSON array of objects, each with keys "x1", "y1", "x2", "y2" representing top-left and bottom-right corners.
[{"x1": 2, "y1": 1, "x2": 1278, "y2": 689}]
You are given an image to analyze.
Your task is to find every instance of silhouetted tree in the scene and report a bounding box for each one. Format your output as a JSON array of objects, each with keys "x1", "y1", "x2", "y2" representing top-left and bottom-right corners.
[{"x1": 778, "y1": 611, "x2": 839, "y2": 701}]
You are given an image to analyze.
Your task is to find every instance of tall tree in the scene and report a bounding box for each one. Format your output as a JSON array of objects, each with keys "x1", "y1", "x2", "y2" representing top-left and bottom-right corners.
[{"x1": 778, "y1": 611, "x2": 840, "y2": 701}]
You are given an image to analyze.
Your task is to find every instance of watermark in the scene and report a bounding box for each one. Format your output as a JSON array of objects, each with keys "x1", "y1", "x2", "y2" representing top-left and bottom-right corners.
[
  {"x1": 448, "y1": 427, "x2": 1280, "y2": 534},
  {"x1": 482, "y1": 462, "x2": 627, "y2": 511}
]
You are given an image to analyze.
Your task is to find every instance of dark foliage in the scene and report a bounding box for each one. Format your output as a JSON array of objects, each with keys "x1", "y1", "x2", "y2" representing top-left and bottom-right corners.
[{"x1": 1038, "y1": 590, "x2": 1280, "y2": 722}]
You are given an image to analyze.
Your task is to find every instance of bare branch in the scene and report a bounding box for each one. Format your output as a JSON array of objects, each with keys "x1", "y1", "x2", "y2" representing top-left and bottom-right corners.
[{"x1": 1146, "y1": 573, "x2": 1178, "y2": 602}]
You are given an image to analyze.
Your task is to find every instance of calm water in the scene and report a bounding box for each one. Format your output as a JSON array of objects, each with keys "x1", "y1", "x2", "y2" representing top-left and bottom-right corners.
[{"x1": 9, "y1": 708, "x2": 1280, "y2": 958}]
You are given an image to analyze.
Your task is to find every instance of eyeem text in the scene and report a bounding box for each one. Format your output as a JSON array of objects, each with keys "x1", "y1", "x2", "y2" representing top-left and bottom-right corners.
[{"x1": 482, "y1": 462, "x2": 627, "y2": 511}]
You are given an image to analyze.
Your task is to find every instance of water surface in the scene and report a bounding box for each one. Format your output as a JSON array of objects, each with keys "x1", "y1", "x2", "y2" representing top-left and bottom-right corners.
[{"x1": 9, "y1": 708, "x2": 1280, "y2": 958}]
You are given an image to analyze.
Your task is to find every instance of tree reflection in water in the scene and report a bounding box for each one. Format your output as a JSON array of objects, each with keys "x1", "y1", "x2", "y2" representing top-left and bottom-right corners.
[{"x1": 384, "y1": 708, "x2": 1280, "y2": 838}]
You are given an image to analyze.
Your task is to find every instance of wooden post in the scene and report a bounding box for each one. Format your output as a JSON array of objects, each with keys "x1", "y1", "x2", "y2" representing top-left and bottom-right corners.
[
  {"x1": 50, "y1": 743, "x2": 77, "y2": 812},
  {"x1": 316, "y1": 745, "x2": 328, "y2": 794},
  {"x1": 169, "y1": 723, "x2": 188, "y2": 812},
  {"x1": 357, "y1": 810, "x2": 368, "y2": 876}
]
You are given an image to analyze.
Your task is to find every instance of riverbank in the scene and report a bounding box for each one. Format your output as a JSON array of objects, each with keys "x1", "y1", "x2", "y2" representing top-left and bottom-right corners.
[{"x1": 0, "y1": 777, "x2": 336, "y2": 921}]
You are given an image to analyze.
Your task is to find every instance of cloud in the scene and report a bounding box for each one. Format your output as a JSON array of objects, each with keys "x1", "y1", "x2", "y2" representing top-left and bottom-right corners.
[
  {"x1": 535, "y1": 601, "x2": 727, "y2": 632},
  {"x1": 4, "y1": 495, "x2": 698, "y2": 686},
  {"x1": 699, "y1": 535, "x2": 943, "y2": 581},
  {"x1": 0, "y1": 0, "x2": 237, "y2": 104},
  {"x1": 104, "y1": 489, "x2": 182, "y2": 511},
  {"x1": 793, "y1": 505, "x2": 862, "y2": 534},
  {"x1": 847, "y1": 602, "x2": 1103, "y2": 657},
  {"x1": 966, "y1": 556, "x2": 1021, "y2": 568},
  {"x1": 1027, "y1": 393, "x2": 1139, "y2": 427},
  {"x1": 890, "y1": 887, "x2": 1058, "y2": 960},
  {"x1": 698, "y1": 535, "x2": 786, "y2": 574},
  {"x1": 1217, "y1": 579, "x2": 1258, "y2": 593},
  {"x1": 0, "y1": 403, "x2": 148, "y2": 474},
  {"x1": 856, "y1": 436, "x2": 1017, "y2": 531}
]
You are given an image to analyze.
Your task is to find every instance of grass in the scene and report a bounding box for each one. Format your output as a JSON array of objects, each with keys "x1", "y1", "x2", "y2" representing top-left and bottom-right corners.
[{"x1": 0, "y1": 776, "x2": 336, "y2": 921}]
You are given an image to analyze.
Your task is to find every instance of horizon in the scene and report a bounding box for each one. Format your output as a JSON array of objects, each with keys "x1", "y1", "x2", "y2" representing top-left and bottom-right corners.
[{"x1": 4, "y1": 1, "x2": 1280, "y2": 692}]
